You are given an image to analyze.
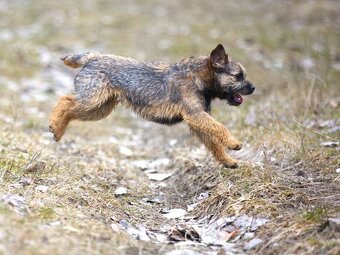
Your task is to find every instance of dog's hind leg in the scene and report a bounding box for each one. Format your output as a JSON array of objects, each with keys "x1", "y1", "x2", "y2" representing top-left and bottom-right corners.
[
  {"x1": 49, "y1": 87, "x2": 119, "y2": 142},
  {"x1": 49, "y1": 95, "x2": 77, "y2": 142},
  {"x1": 72, "y1": 85, "x2": 119, "y2": 121}
]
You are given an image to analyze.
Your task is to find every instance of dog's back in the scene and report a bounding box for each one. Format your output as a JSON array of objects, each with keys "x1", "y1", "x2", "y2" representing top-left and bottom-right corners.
[{"x1": 65, "y1": 54, "x2": 171, "y2": 107}]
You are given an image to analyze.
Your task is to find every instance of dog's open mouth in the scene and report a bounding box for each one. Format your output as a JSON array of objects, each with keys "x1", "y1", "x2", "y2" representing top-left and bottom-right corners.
[
  {"x1": 233, "y1": 92, "x2": 243, "y2": 105},
  {"x1": 225, "y1": 89, "x2": 247, "y2": 106}
]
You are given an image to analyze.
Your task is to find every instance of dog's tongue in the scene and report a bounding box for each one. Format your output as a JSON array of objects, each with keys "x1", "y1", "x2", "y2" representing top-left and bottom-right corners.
[{"x1": 234, "y1": 92, "x2": 243, "y2": 104}]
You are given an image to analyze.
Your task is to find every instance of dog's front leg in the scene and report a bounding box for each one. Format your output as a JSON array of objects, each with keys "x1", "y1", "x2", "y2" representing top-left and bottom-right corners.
[
  {"x1": 183, "y1": 111, "x2": 242, "y2": 150},
  {"x1": 190, "y1": 128, "x2": 239, "y2": 168}
]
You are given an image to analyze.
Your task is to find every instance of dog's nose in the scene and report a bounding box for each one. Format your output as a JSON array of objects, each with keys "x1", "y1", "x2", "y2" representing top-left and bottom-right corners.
[{"x1": 250, "y1": 85, "x2": 255, "y2": 93}]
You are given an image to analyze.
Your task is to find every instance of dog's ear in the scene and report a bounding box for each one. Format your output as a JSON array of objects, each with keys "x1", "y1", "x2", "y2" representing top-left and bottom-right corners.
[{"x1": 210, "y1": 44, "x2": 229, "y2": 69}]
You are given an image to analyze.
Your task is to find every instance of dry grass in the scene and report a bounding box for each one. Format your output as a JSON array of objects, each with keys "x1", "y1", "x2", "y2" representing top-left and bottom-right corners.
[{"x1": 0, "y1": 0, "x2": 339, "y2": 254}]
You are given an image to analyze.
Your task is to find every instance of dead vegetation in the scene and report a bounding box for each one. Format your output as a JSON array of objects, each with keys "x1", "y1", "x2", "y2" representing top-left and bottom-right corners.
[{"x1": 0, "y1": 0, "x2": 339, "y2": 254}]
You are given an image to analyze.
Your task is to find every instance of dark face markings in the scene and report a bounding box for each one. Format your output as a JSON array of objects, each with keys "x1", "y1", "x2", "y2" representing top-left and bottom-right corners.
[{"x1": 212, "y1": 61, "x2": 254, "y2": 106}]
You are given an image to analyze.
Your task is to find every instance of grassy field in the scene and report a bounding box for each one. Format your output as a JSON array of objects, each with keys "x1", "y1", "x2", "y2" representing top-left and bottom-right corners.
[{"x1": 0, "y1": 0, "x2": 339, "y2": 254}]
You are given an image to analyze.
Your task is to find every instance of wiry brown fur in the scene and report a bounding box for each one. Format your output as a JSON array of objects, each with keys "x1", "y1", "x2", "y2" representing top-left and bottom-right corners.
[{"x1": 49, "y1": 44, "x2": 255, "y2": 168}]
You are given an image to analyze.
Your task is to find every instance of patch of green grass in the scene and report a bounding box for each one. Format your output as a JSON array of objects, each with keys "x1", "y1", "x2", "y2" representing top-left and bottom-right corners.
[
  {"x1": 0, "y1": 158, "x2": 23, "y2": 178},
  {"x1": 0, "y1": 204, "x2": 12, "y2": 215},
  {"x1": 35, "y1": 207, "x2": 55, "y2": 220},
  {"x1": 166, "y1": 39, "x2": 194, "y2": 58},
  {"x1": 205, "y1": 164, "x2": 301, "y2": 217},
  {"x1": 303, "y1": 207, "x2": 328, "y2": 225},
  {"x1": 23, "y1": 119, "x2": 37, "y2": 129},
  {"x1": 0, "y1": 43, "x2": 41, "y2": 79}
]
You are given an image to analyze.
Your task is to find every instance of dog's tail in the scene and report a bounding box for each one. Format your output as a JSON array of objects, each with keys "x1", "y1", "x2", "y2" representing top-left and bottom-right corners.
[{"x1": 61, "y1": 52, "x2": 100, "y2": 68}]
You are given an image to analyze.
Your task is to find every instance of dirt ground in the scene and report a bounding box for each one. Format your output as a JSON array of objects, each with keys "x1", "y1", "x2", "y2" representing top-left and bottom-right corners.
[{"x1": 0, "y1": 0, "x2": 339, "y2": 254}]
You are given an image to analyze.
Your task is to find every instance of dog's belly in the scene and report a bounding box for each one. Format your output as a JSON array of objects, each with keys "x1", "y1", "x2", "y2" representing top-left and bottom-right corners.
[
  {"x1": 126, "y1": 101, "x2": 184, "y2": 126},
  {"x1": 147, "y1": 115, "x2": 183, "y2": 125}
]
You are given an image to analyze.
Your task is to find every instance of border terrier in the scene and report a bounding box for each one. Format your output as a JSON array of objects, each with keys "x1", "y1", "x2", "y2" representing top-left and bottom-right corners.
[{"x1": 49, "y1": 44, "x2": 255, "y2": 168}]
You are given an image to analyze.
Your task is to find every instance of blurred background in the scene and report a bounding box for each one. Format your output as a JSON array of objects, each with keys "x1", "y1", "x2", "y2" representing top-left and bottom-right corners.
[
  {"x1": 0, "y1": 1, "x2": 339, "y2": 254},
  {"x1": 0, "y1": 0, "x2": 339, "y2": 128},
  {"x1": 1, "y1": 0, "x2": 339, "y2": 110}
]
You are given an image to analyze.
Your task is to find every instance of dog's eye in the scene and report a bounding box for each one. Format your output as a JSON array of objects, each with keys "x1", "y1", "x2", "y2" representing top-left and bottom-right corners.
[{"x1": 234, "y1": 73, "x2": 243, "y2": 80}]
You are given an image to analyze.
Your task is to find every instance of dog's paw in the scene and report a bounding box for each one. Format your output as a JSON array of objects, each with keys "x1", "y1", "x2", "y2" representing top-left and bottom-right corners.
[
  {"x1": 48, "y1": 123, "x2": 63, "y2": 142},
  {"x1": 223, "y1": 160, "x2": 239, "y2": 169},
  {"x1": 228, "y1": 140, "x2": 243, "y2": 150}
]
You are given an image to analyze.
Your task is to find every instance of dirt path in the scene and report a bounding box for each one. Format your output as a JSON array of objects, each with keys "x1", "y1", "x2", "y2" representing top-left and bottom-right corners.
[{"x1": 48, "y1": 108, "x2": 270, "y2": 255}]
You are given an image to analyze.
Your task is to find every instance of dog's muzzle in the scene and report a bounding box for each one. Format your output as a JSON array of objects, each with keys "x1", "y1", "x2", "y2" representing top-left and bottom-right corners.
[
  {"x1": 238, "y1": 81, "x2": 255, "y2": 95},
  {"x1": 226, "y1": 81, "x2": 255, "y2": 106}
]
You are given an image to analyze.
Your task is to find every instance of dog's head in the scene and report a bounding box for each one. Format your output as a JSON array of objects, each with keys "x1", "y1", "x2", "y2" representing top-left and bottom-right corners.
[{"x1": 209, "y1": 44, "x2": 255, "y2": 106}]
